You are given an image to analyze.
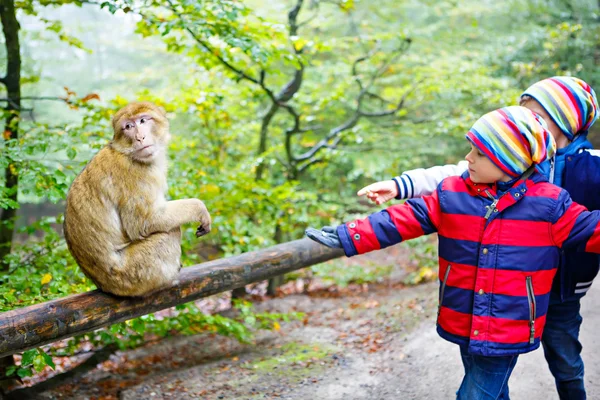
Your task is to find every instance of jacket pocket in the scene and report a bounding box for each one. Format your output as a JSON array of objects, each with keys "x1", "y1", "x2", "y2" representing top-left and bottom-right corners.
[
  {"x1": 526, "y1": 276, "x2": 536, "y2": 344},
  {"x1": 438, "y1": 264, "x2": 452, "y2": 319}
]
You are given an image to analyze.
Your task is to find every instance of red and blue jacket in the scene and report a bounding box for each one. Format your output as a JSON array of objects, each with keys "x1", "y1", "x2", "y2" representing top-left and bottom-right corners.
[{"x1": 337, "y1": 171, "x2": 600, "y2": 357}]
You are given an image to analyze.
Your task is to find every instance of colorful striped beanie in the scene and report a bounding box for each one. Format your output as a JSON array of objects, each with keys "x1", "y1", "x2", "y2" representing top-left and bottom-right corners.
[
  {"x1": 466, "y1": 106, "x2": 557, "y2": 178},
  {"x1": 521, "y1": 76, "x2": 598, "y2": 140}
]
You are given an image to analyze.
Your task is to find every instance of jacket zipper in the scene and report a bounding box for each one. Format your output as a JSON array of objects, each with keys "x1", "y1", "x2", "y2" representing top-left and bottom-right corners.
[
  {"x1": 526, "y1": 276, "x2": 536, "y2": 344},
  {"x1": 438, "y1": 264, "x2": 452, "y2": 319},
  {"x1": 475, "y1": 190, "x2": 498, "y2": 267},
  {"x1": 549, "y1": 155, "x2": 555, "y2": 184},
  {"x1": 484, "y1": 190, "x2": 499, "y2": 220},
  {"x1": 473, "y1": 190, "x2": 498, "y2": 263}
]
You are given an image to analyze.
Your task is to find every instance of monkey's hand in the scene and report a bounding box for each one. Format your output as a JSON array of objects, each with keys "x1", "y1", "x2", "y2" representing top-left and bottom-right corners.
[
  {"x1": 305, "y1": 226, "x2": 342, "y2": 248},
  {"x1": 195, "y1": 200, "x2": 212, "y2": 238},
  {"x1": 196, "y1": 225, "x2": 209, "y2": 237}
]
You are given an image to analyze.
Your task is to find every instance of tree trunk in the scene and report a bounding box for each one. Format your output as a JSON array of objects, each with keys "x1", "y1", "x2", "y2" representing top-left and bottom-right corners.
[
  {"x1": 0, "y1": 0, "x2": 21, "y2": 390},
  {"x1": 232, "y1": 103, "x2": 281, "y2": 299},
  {"x1": 267, "y1": 216, "x2": 285, "y2": 295},
  {"x1": 0, "y1": 0, "x2": 21, "y2": 269}
]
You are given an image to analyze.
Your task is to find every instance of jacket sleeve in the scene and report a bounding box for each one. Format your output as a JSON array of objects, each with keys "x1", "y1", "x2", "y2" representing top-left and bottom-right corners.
[
  {"x1": 551, "y1": 189, "x2": 600, "y2": 253},
  {"x1": 393, "y1": 161, "x2": 468, "y2": 199},
  {"x1": 338, "y1": 186, "x2": 442, "y2": 256}
]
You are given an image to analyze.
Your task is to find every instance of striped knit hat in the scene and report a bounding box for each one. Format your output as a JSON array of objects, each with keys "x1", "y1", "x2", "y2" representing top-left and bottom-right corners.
[
  {"x1": 466, "y1": 106, "x2": 556, "y2": 178},
  {"x1": 521, "y1": 76, "x2": 598, "y2": 140}
]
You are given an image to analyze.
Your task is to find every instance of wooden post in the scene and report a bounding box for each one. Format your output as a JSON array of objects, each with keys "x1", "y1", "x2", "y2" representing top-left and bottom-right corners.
[
  {"x1": 267, "y1": 214, "x2": 285, "y2": 295},
  {"x1": 0, "y1": 238, "x2": 343, "y2": 358},
  {"x1": 0, "y1": 356, "x2": 13, "y2": 397},
  {"x1": 267, "y1": 275, "x2": 285, "y2": 295}
]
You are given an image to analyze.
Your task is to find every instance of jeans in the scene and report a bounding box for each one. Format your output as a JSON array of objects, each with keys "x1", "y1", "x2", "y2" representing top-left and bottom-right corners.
[
  {"x1": 456, "y1": 345, "x2": 519, "y2": 400},
  {"x1": 542, "y1": 292, "x2": 586, "y2": 400}
]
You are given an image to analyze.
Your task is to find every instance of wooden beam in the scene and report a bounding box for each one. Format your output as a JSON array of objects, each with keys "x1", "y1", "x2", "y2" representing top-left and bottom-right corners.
[{"x1": 0, "y1": 238, "x2": 343, "y2": 358}]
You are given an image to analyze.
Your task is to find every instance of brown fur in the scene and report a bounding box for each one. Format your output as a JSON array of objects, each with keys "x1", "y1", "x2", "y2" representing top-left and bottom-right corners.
[{"x1": 64, "y1": 102, "x2": 211, "y2": 297}]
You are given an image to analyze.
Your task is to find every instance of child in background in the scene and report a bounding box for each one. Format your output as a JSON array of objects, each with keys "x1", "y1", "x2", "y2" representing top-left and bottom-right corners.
[
  {"x1": 306, "y1": 106, "x2": 600, "y2": 399},
  {"x1": 358, "y1": 76, "x2": 599, "y2": 400}
]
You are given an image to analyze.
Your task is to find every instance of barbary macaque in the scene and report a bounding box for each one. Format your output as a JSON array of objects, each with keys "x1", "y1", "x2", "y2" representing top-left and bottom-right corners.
[{"x1": 64, "y1": 102, "x2": 211, "y2": 297}]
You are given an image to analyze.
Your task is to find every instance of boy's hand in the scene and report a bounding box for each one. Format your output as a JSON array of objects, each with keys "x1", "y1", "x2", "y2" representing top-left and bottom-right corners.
[
  {"x1": 305, "y1": 226, "x2": 342, "y2": 248},
  {"x1": 357, "y1": 180, "x2": 398, "y2": 205}
]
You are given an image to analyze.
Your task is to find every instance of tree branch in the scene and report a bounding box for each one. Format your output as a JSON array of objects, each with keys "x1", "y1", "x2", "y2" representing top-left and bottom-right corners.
[
  {"x1": 298, "y1": 157, "x2": 325, "y2": 173},
  {"x1": 359, "y1": 80, "x2": 421, "y2": 118},
  {"x1": 276, "y1": 67, "x2": 304, "y2": 103},
  {"x1": 164, "y1": 0, "x2": 276, "y2": 98},
  {"x1": 351, "y1": 42, "x2": 381, "y2": 92},
  {"x1": 288, "y1": 0, "x2": 304, "y2": 37},
  {"x1": 255, "y1": 0, "x2": 306, "y2": 179},
  {"x1": 357, "y1": 38, "x2": 411, "y2": 105},
  {"x1": 294, "y1": 112, "x2": 361, "y2": 162},
  {"x1": 286, "y1": 38, "x2": 416, "y2": 175},
  {"x1": 0, "y1": 96, "x2": 72, "y2": 111}
]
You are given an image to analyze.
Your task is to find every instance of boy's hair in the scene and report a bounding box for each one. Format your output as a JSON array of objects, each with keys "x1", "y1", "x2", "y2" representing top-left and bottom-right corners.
[{"x1": 519, "y1": 95, "x2": 532, "y2": 106}]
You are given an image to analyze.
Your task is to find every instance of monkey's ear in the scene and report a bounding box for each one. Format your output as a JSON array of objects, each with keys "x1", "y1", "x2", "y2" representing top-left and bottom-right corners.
[{"x1": 111, "y1": 113, "x2": 121, "y2": 134}]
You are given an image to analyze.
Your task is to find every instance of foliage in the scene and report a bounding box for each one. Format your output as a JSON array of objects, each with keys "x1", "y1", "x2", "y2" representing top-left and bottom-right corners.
[
  {"x1": 0, "y1": 216, "x2": 92, "y2": 312},
  {"x1": 311, "y1": 260, "x2": 393, "y2": 287},
  {"x1": 7, "y1": 349, "x2": 55, "y2": 379},
  {"x1": 4, "y1": 299, "x2": 301, "y2": 379},
  {"x1": 402, "y1": 236, "x2": 439, "y2": 286}
]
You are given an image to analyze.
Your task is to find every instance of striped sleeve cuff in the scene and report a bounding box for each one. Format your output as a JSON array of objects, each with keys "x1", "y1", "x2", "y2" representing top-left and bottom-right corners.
[{"x1": 393, "y1": 175, "x2": 414, "y2": 199}]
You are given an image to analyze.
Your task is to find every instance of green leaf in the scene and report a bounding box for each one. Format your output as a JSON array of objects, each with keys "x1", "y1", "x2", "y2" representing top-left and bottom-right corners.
[
  {"x1": 20, "y1": 349, "x2": 37, "y2": 367},
  {"x1": 41, "y1": 350, "x2": 56, "y2": 370},
  {"x1": 17, "y1": 367, "x2": 33, "y2": 378},
  {"x1": 66, "y1": 147, "x2": 77, "y2": 160},
  {"x1": 33, "y1": 354, "x2": 46, "y2": 372}
]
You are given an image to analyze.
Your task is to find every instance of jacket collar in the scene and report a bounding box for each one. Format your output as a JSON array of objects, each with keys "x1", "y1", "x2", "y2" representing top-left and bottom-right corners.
[
  {"x1": 561, "y1": 134, "x2": 593, "y2": 157},
  {"x1": 461, "y1": 169, "x2": 548, "y2": 215}
]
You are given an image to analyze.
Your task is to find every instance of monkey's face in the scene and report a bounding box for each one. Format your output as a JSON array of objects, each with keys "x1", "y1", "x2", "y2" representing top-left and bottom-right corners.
[{"x1": 111, "y1": 103, "x2": 171, "y2": 163}]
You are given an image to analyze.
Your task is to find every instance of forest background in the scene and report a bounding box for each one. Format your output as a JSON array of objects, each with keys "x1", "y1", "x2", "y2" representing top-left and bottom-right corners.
[{"x1": 1, "y1": 0, "x2": 599, "y2": 383}]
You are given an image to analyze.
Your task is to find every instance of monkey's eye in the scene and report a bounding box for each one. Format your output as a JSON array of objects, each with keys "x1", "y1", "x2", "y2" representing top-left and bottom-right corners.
[
  {"x1": 124, "y1": 123, "x2": 134, "y2": 130},
  {"x1": 140, "y1": 118, "x2": 146, "y2": 124}
]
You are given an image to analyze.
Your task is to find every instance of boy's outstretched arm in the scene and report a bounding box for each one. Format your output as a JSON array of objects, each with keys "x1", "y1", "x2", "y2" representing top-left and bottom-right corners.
[
  {"x1": 306, "y1": 188, "x2": 442, "y2": 257},
  {"x1": 551, "y1": 190, "x2": 600, "y2": 253},
  {"x1": 358, "y1": 161, "x2": 468, "y2": 204}
]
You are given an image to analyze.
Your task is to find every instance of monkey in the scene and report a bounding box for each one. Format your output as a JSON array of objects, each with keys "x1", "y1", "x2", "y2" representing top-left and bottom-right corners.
[{"x1": 64, "y1": 102, "x2": 211, "y2": 297}]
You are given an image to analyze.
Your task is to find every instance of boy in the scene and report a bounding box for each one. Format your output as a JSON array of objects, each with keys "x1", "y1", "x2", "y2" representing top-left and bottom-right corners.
[
  {"x1": 306, "y1": 106, "x2": 600, "y2": 399},
  {"x1": 358, "y1": 76, "x2": 599, "y2": 400}
]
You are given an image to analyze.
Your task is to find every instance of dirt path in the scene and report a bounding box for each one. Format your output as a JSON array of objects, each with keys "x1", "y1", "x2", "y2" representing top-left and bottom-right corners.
[
  {"x1": 362, "y1": 285, "x2": 600, "y2": 400},
  {"x1": 12, "y1": 253, "x2": 600, "y2": 399}
]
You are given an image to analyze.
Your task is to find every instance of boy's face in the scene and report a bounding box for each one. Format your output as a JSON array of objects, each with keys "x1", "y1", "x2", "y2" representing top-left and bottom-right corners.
[{"x1": 465, "y1": 143, "x2": 512, "y2": 184}]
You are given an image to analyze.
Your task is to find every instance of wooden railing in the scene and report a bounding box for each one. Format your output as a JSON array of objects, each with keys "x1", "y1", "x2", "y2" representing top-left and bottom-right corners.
[{"x1": 0, "y1": 238, "x2": 343, "y2": 358}]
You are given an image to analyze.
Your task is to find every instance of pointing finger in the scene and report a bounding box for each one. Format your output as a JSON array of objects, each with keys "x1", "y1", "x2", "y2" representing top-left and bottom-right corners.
[{"x1": 357, "y1": 186, "x2": 371, "y2": 196}]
